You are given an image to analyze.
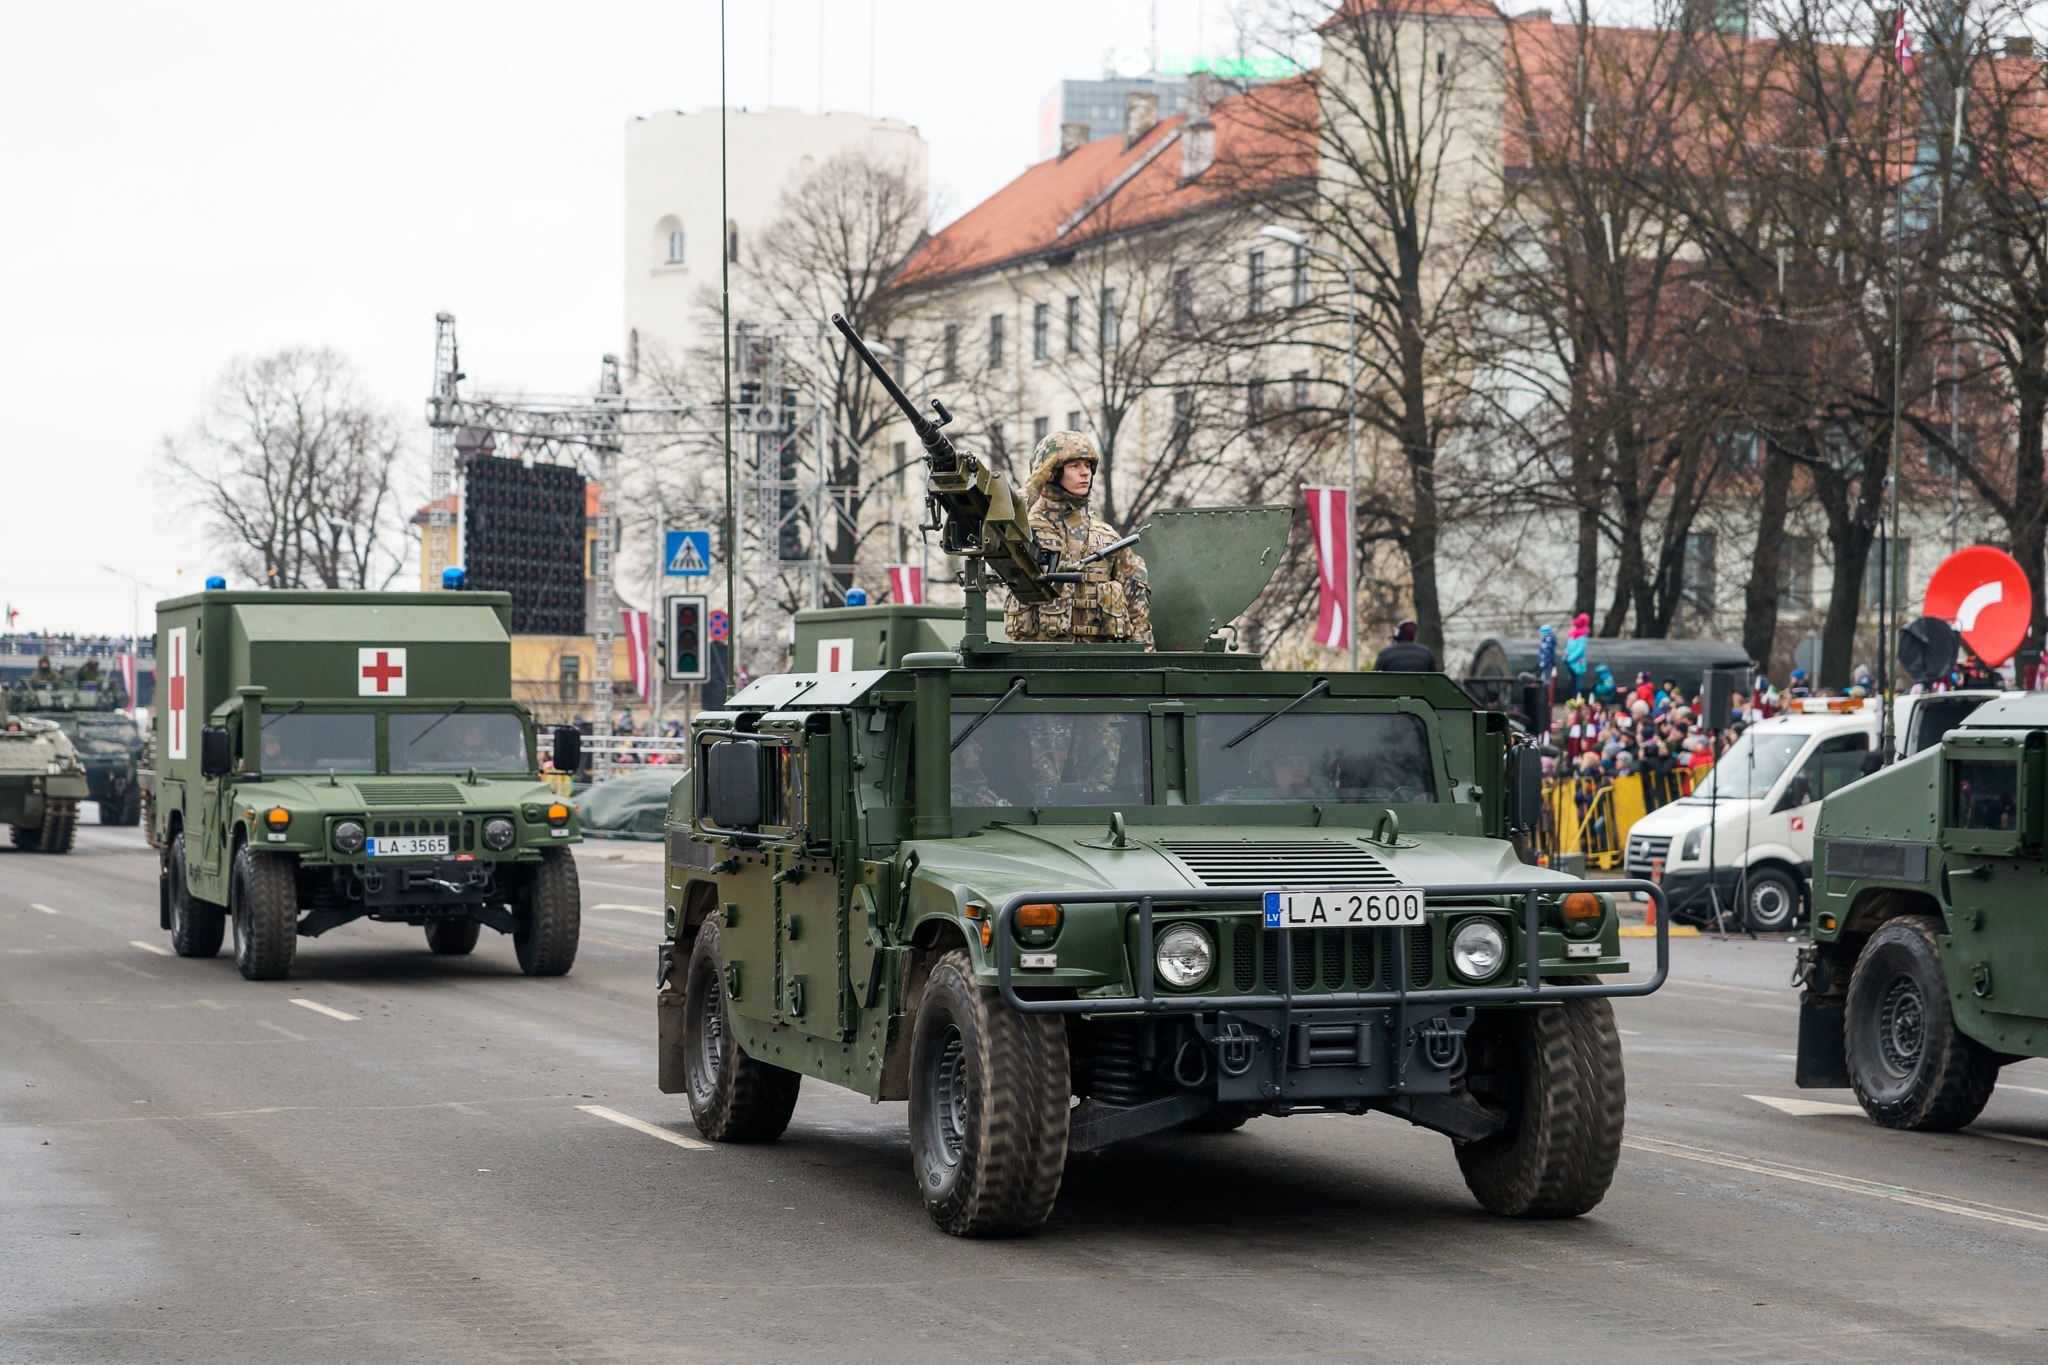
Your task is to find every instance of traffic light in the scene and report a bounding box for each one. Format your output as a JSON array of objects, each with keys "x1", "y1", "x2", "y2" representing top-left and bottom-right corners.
[{"x1": 666, "y1": 594, "x2": 709, "y2": 683}]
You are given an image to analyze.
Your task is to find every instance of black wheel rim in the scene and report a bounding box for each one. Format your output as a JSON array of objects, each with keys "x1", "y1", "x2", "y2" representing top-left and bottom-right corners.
[
  {"x1": 919, "y1": 1023, "x2": 969, "y2": 1185},
  {"x1": 1876, "y1": 972, "x2": 1925, "y2": 1077},
  {"x1": 687, "y1": 967, "x2": 725, "y2": 1106}
]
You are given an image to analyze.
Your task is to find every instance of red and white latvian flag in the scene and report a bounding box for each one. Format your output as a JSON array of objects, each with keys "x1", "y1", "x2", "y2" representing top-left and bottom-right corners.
[
  {"x1": 620, "y1": 609, "x2": 652, "y2": 702},
  {"x1": 115, "y1": 653, "x2": 137, "y2": 712},
  {"x1": 1893, "y1": 7, "x2": 1914, "y2": 75},
  {"x1": 887, "y1": 564, "x2": 925, "y2": 605},
  {"x1": 1303, "y1": 486, "x2": 1352, "y2": 652}
]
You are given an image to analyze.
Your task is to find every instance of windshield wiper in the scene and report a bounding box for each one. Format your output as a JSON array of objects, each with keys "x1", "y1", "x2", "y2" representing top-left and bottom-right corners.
[
  {"x1": 1224, "y1": 677, "x2": 1331, "y2": 750},
  {"x1": 408, "y1": 699, "x2": 467, "y2": 745},
  {"x1": 950, "y1": 676, "x2": 1029, "y2": 753},
  {"x1": 261, "y1": 701, "x2": 305, "y2": 730}
]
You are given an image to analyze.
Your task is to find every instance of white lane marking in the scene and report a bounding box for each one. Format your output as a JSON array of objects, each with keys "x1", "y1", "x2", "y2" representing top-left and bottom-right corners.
[
  {"x1": 591, "y1": 903, "x2": 663, "y2": 916},
  {"x1": 1968, "y1": 1128, "x2": 2048, "y2": 1150},
  {"x1": 579, "y1": 878, "x2": 666, "y2": 894},
  {"x1": 1675, "y1": 979, "x2": 1791, "y2": 998},
  {"x1": 1624, "y1": 1134, "x2": 2048, "y2": 1233},
  {"x1": 257, "y1": 1020, "x2": 308, "y2": 1041},
  {"x1": 2002, "y1": 1084, "x2": 2048, "y2": 1098},
  {"x1": 1747, "y1": 1093, "x2": 1866, "y2": 1118},
  {"x1": 31, "y1": 904, "x2": 59, "y2": 915},
  {"x1": 577, "y1": 1104, "x2": 712, "y2": 1151},
  {"x1": 108, "y1": 961, "x2": 159, "y2": 980},
  {"x1": 1618, "y1": 1029, "x2": 1643, "y2": 1036},
  {"x1": 290, "y1": 999, "x2": 359, "y2": 1022},
  {"x1": 129, "y1": 940, "x2": 173, "y2": 957}
]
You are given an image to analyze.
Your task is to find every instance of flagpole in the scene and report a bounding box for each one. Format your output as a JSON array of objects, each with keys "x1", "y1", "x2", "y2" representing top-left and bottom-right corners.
[{"x1": 1884, "y1": 7, "x2": 1909, "y2": 762}]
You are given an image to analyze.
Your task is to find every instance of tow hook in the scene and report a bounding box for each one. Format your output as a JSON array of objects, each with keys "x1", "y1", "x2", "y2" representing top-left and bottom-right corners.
[{"x1": 1214, "y1": 1020, "x2": 1257, "y2": 1078}]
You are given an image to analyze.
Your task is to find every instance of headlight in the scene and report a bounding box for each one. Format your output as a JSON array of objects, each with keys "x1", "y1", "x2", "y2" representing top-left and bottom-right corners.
[
  {"x1": 1450, "y1": 919, "x2": 1507, "y2": 982},
  {"x1": 1681, "y1": 825, "x2": 1706, "y2": 861},
  {"x1": 332, "y1": 820, "x2": 366, "y2": 854},
  {"x1": 1155, "y1": 924, "x2": 1214, "y2": 989},
  {"x1": 482, "y1": 817, "x2": 516, "y2": 851}
]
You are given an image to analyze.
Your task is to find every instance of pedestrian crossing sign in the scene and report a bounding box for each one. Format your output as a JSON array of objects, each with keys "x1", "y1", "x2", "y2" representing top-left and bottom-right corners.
[{"x1": 664, "y1": 530, "x2": 711, "y2": 577}]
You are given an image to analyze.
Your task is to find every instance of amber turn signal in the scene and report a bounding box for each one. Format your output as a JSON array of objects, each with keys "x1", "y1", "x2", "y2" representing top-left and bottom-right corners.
[
  {"x1": 264, "y1": 807, "x2": 291, "y2": 829},
  {"x1": 546, "y1": 803, "x2": 570, "y2": 824},
  {"x1": 1018, "y1": 903, "x2": 1061, "y2": 928},
  {"x1": 1562, "y1": 892, "x2": 1601, "y2": 920},
  {"x1": 980, "y1": 921, "x2": 992, "y2": 948},
  {"x1": 1819, "y1": 913, "x2": 1838, "y2": 932}
]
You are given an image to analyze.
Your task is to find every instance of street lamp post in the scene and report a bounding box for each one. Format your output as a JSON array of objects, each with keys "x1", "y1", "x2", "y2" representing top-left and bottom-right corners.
[
  {"x1": 100, "y1": 565, "x2": 161, "y2": 716},
  {"x1": 1263, "y1": 224, "x2": 1358, "y2": 671}
]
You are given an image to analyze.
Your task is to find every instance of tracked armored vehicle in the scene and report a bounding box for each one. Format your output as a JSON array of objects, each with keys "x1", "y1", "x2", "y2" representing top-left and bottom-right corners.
[
  {"x1": 9, "y1": 674, "x2": 144, "y2": 825},
  {"x1": 0, "y1": 711, "x2": 89, "y2": 852}
]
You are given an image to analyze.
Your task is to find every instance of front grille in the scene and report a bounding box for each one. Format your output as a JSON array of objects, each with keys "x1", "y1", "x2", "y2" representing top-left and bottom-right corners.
[
  {"x1": 1625, "y1": 834, "x2": 1672, "y2": 877},
  {"x1": 360, "y1": 782, "x2": 464, "y2": 807},
  {"x1": 1234, "y1": 925, "x2": 1398, "y2": 996},
  {"x1": 1410, "y1": 922, "x2": 1435, "y2": 987},
  {"x1": 1158, "y1": 838, "x2": 1401, "y2": 889}
]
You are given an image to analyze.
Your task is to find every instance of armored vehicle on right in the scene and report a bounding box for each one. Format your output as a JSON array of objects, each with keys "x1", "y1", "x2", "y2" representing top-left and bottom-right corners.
[
  {"x1": 0, "y1": 712, "x2": 90, "y2": 852},
  {"x1": 10, "y1": 672, "x2": 145, "y2": 825},
  {"x1": 1798, "y1": 693, "x2": 2048, "y2": 1128}
]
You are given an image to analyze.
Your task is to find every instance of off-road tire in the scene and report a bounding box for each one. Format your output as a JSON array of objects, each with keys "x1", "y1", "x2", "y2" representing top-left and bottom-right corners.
[
  {"x1": 1845, "y1": 915, "x2": 1998, "y2": 1130},
  {"x1": 1179, "y1": 1109, "x2": 1254, "y2": 1133},
  {"x1": 908, "y1": 948, "x2": 1070, "y2": 1237},
  {"x1": 231, "y1": 845, "x2": 298, "y2": 981},
  {"x1": 425, "y1": 918, "x2": 482, "y2": 956},
  {"x1": 103, "y1": 784, "x2": 141, "y2": 827},
  {"x1": 514, "y1": 847, "x2": 580, "y2": 977},
  {"x1": 168, "y1": 832, "x2": 225, "y2": 959},
  {"x1": 1742, "y1": 867, "x2": 1801, "y2": 934},
  {"x1": 1456, "y1": 990, "x2": 1625, "y2": 1218},
  {"x1": 682, "y1": 918, "x2": 801, "y2": 1142}
]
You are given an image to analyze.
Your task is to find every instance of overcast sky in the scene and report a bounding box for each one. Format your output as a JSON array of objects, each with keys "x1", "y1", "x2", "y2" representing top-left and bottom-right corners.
[{"x1": 0, "y1": 0, "x2": 1272, "y2": 636}]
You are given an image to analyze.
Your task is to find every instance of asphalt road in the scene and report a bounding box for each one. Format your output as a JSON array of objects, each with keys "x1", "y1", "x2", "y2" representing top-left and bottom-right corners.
[{"x1": 6, "y1": 824, "x2": 2048, "y2": 1364}]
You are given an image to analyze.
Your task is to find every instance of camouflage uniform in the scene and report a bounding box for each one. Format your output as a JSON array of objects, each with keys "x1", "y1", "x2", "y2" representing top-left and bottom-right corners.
[{"x1": 1004, "y1": 431, "x2": 1153, "y2": 649}]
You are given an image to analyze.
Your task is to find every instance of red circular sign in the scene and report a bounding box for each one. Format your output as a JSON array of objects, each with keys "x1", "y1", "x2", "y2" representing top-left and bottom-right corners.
[
  {"x1": 1922, "y1": 545, "x2": 2033, "y2": 667},
  {"x1": 707, "y1": 610, "x2": 730, "y2": 642}
]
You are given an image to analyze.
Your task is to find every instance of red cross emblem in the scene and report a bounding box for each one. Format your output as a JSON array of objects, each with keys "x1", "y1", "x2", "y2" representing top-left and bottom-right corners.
[
  {"x1": 357, "y1": 647, "x2": 407, "y2": 696},
  {"x1": 167, "y1": 625, "x2": 189, "y2": 759}
]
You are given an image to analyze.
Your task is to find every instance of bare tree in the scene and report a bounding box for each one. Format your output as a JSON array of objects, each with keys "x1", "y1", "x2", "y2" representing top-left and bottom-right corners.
[{"x1": 163, "y1": 348, "x2": 410, "y2": 590}]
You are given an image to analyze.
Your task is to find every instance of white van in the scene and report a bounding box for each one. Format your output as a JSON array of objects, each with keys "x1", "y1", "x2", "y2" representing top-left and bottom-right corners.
[{"x1": 1623, "y1": 691, "x2": 2004, "y2": 931}]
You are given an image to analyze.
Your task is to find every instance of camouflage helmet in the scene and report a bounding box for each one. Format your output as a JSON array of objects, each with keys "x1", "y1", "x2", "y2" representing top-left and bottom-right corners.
[{"x1": 1026, "y1": 430, "x2": 1099, "y2": 500}]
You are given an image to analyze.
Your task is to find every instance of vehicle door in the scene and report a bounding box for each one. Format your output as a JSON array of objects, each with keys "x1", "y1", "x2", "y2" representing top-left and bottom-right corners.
[
  {"x1": 1939, "y1": 732, "x2": 2048, "y2": 1022},
  {"x1": 766, "y1": 713, "x2": 851, "y2": 1045},
  {"x1": 1774, "y1": 732, "x2": 1870, "y2": 865}
]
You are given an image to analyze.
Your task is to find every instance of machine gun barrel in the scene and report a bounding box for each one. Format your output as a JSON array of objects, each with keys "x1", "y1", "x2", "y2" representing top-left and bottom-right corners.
[
  {"x1": 1043, "y1": 532, "x2": 1141, "y2": 583},
  {"x1": 830, "y1": 312, "x2": 957, "y2": 473}
]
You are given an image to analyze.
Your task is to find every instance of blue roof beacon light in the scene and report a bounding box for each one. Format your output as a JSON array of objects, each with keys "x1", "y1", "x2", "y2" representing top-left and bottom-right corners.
[
  {"x1": 205, "y1": 575, "x2": 227, "y2": 590},
  {"x1": 442, "y1": 566, "x2": 468, "y2": 590},
  {"x1": 844, "y1": 587, "x2": 868, "y2": 606}
]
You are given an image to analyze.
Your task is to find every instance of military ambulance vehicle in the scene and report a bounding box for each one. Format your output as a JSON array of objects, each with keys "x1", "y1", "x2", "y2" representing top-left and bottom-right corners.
[
  {"x1": 151, "y1": 589, "x2": 582, "y2": 981},
  {"x1": 1625, "y1": 691, "x2": 2001, "y2": 932},
  {"x1": 1797, "y1": 692, "x2": 2048, "y2": 1129},
  {"x1": 9, "y1": 672, "x2": 145, "y2": 825},
  {"x1": 0, "y1": 711, "x2": 89, "y2": 851},
  {"x1": 650, "y1": 315, "x2": 1669, "y2": 1238}
]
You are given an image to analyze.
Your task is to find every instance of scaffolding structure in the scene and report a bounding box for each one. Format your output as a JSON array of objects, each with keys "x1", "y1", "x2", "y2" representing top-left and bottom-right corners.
[{"x1": 424, "y1": 314, "x2": 859, "y2": 777}]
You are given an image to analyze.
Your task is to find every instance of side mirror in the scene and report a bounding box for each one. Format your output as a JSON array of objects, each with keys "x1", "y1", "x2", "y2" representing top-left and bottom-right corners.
[
  {"x1": 705, "y1": 739, "x2": 767, "y2": 829},
  {"x1": 551, "y1": 726, "x2": 582, "y2": 774},
  {"x1": 1507, "y1": 744, "x2": 1543, "y2": 835},
  {"x1": 199, "y1": 724, "x2": 233, "y2": 780}
]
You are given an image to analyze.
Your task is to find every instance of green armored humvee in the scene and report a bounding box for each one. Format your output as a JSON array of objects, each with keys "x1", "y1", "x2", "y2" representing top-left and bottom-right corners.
[
  {"x1": 10, "y1": 671, "x2": 145, "y2": 825},
  {"x1": 151, "y1": 589, "x2": 582, "y2": 981},
  {"x1": 1798, "y1": 692, "x2": 2048, "y2": 1128},
  {"x1": 0, "y1": 711, "x2": 90, "y2": 852}
]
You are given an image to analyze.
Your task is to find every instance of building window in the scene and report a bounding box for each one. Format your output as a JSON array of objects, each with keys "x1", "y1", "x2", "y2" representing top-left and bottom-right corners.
[
  {"x1": 990, "y1": 422, "x2": 1006, "y2": 469},
  {"x1": 1248, "y1": 250, "x2": 1268, "y2": 315},
  {"x1": 629, "y1": 328, "x2": 641, "y2": 381},
  {"x1": 1172, "y1": 268, "x2": 1194, "y2": 331},
  {"x1": 1032, "y1": 303, "x2": 1049, "y2": 360},
  {"x1": 887, "y1": 338, "x2": 907, "y2": 386},
  {"x1": 1291, "y1": 369, "x2": 1310, "y2": 412},
  {"x1": 891, "y1": 440, "x2": 907, "y2": 489},
  {"x1": 558, "y1": 654, "x2": 581, "y2": 703},
  {"x1": 1099, "y1": 287, "x2": 1118, "y2": 350},
  {"x1": 1778, "y1": 535, "x2": 1814, "y2": 611},
  {"x1": 1248, "y1": 377, "x2": 1268, "y2": 436},
  {"x1": 1864, "y1": 535, "x2": 1911, "y2": 610},
  {"x1": 726, "y1": 219, "x2": 739, "y2": 263},
  {"x1": 1684, "y1": 532, "x2": 1717, "y2": 617},
  {"x1": 667, "y1": 228, "x2": 685, "y2": 264},
  {"x1": 988, "y1": 314, "x2": 1005, "y2": 369},
  {"x1": 1290, "y1": 245, "x2": 1309, "y2": 307},
  {"x1": 656, "y1": 215, "x2": 685, "y2": 267},
  {"x1": 1066, "y1": 410, "x2": 1082, "y2": 430},
  {"x1": 1066, "y1": 295, "x2": 1082, "y2": 353},
  {"x1": 1033, "y1": 416, "x2": 1050, "y2": 445},
  {"x1": 943, "y1": 324, "x2": 959, "y2": 382},
  {"x1": 1170, "y1": 389, "x2": 1195, "y2": 455}
]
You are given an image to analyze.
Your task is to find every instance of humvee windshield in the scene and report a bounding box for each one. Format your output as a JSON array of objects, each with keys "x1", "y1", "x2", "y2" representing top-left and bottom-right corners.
[
  {"x1": 1196, "y1": 712, "x2": 1436, "y2": 804},
  {"x1": 261, "y1": 713, "x2": 376, "y2": 772},
  {"x1": 949, "y1": 712, "x2": 1150, "y2": 807},
  {"x1": 1950, "y1": 760, "x2": 2018, "y2": 831},
  {"x1": 391, "y1": 712, "x2": 529, "y2": 772}
]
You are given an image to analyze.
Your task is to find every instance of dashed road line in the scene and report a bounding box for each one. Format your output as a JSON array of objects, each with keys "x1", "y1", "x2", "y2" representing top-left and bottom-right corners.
[
  {"x1": 1624, "y1": 1133, "x2": 2048, "y2": 1233},
  {"x1": 30, "y1": 904, "x2": 59, "y2": 915},
  {"x1": 1746, "y1": 1093, "x2": 1865, "y2": 1118},
  {"x1": 257, "y1": 1019, "x2": 309, "y2": 1041},
  {"x1": 290, "y1": 999, "x2": 360, "y2": 1022},
  {"x1": 1967, "y1": 1128, "x2": 2048, "y2": 1150},
  {"x1": 577, "y1": 1104, "x2": 712, "y2": 1151},
  {"x1": 590, "y1": 903, "x2": 663, "y2": 916},
  {"x1": 107, "y1": 961, "x2": 159, "y2": 979},
  {"x1": 128, "y1": 940, "x2": 173, "y2": 957}
]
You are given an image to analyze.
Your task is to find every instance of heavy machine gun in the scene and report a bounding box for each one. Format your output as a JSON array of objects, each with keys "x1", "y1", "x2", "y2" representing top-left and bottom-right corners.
[{"x1": 831, "y1": 312, "x2": 1064, "y2": 610}]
